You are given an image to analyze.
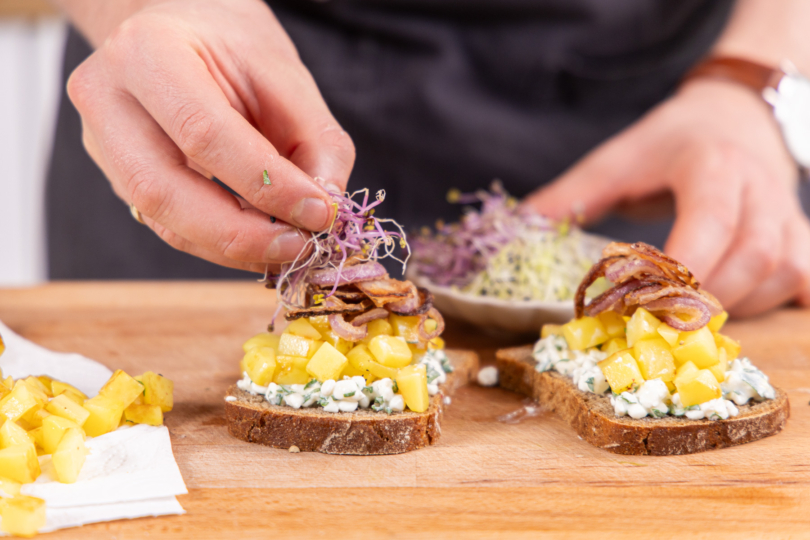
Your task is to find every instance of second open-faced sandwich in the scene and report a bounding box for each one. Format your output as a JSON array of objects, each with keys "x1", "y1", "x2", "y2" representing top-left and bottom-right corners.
[
  {"x1": 497, "y1": 242, "x2": 789, "y2": 455},
  {"x1": 225, "y1": 189, "x2": 478, "y2": 455}
]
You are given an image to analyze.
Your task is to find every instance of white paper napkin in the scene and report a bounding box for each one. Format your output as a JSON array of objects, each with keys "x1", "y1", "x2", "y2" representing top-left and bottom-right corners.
[{"x1": 0, "y1": 321, "x2": 188, "y2": 534}]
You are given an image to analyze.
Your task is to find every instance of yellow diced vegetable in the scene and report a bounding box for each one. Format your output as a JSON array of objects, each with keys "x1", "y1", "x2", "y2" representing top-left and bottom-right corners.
[
  {"x1": 51, "y1": 380, "x2": 88, "y2": 401},
  {"x1": 0, "y1": 422, "x2": 32, "y2": 450},
  {"x1": 0, "y1": 476, "x2": 21, "y2": 497},
  {"x1": 675, "y1": 360, "x2": 699, "y2": 386},
  {"x1": 278, "y1": 333, "x2": 319, "y2": 359},
  {"x1": 305, "y1": 343, "x2": 348, "y2": 382},
  {"x1": 395, "y1": 364, "x2": 429, "y2": 413},
  {"x1": 284, "y1": 318, "x2": 323, "y2": 340},
  {"x1": 241, "y1": 347, "x2": 277, "y2": 386},
  {"x1": 1, "y1": 376, "x2": 13, "y2": 391},
  {"x1": 714, "y1": 333, "x2": 741, "y2": 361},
  {"x1": 0, "y1": 495, "x2": 46, "y2": 537},
  {"x1": 308, "y1": 315, "x2": 331, "y2": 334},
  {"x1": 0, "y1": 334, "x2": 3, "y2": 357},
  {"x1": 319, "y1": 329, "x2": 352, "y2": 355},
  {"x1": 52, "y1": 427, "x2": 86, "y2": 484},
  {"x1": 340, "y1": 363, "x2": 375, "y2": 384},
  {"x1": 707, "y1": 311, "x2": 729, "y2": 333},
  {"x1": 23, "y1": 377, "x2": 50, "y2": 402},
  {"x1": 561, "y1": 316, "x2": 610, "y2": 351},
  {"x1": 597, "y1": 311, "x2": 626, "y2": 339},
  {"x1": 625, "y1": 308, "x2": 661, "y2": 347},
  {"x1": 347, "y1": 345, "x2": 397, "y2": 381},
  {"x1": 124, "y1": 404, "x2": 163, "y2": 426},
  {"x1": 35, "y1": 376, "x2": 55, "y2": 397},
  {"x1": 99, "y1": 370, "x2": 144, "y2": 408},
  {"x1": 541, "y1": 324, "x2": 562, "y2": 339},
  {"x1": 23, "y1": 408, "x2": 52, "y2": 429},
  {"x1": 598, "y1": 350, "x2": 644, "y2": 393},
  {"x1": 361, "y1": 319, "x2": 394, "y2": 345},
  {"x1": 672, "y1": 327, "x2": 718, "y2": 368},
  {"x1": 0, "y1": 382, "x2": 40, "y2": 422},
  {"x1": 633, "y1": 337, "x2": 676, "y2": 382},
  {"x1": 0, "y1": 445, "x2": 40, "y2": 483},
  {"x1": 46, "y1": 394, "x2": 90, "y2": 426},
  {"x1": 242, "y1": 332, "x2": 281, "y2": 353},
  {"x1": 368, "y1": 335, "x2": 412, "y2": 368},
  {"x1": 82, "y1": 395, "x2": 125, "y2": 438},
  {"x1": 656, "y1": 323, "x2": 680, "y2": 347},
  {"x1": 135, "y1": 372, "x2": 174, "y2": 412},
  {"x1": 675, "y1": 369, "x2": 722, "y2": 407},
  {"x1": 41, "y1": 415, "x2": 82, "y2": 454},
  {"x1": 708, "y1": 348, "x2": 729, "y2": 383},
  {"x1": 428, "y1": 337, "x2": 445, "y2": 350},
  {"x1": 389, "y1": 314, "x2": 422, "y2": 343},
  {"x1": 665, "y1": 380, "x2": 677, "y2": 394},
  {"x1": 274, "y1": 355, "x2": 311, "y2": 384},
  {"x1": 601, "y1": 337, "x2": 628, "y2": 356}
]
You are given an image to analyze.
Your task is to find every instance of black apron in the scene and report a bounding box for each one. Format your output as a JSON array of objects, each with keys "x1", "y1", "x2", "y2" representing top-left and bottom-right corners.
[{"x1": 46, "y1": 0, "x2": 736, "y2": 279}]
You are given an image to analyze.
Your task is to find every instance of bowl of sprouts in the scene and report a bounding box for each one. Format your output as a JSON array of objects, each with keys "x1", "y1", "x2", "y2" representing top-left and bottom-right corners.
[{"x1": 407, "y1": 182, "x2": 610, "y2": 334}]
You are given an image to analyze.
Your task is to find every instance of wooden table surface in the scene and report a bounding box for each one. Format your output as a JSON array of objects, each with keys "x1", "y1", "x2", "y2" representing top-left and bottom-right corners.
[{"x1": 1, "y1": 282, "x2": 809, "y2": 539}]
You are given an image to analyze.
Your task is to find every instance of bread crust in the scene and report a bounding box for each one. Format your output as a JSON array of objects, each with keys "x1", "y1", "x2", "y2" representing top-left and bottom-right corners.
[
  {"x1": 225, "y1": 350, "x2": 478, "y2": 455},
  {"x1": 496, "y1": 345, "x2": 789, "y2": 456}
]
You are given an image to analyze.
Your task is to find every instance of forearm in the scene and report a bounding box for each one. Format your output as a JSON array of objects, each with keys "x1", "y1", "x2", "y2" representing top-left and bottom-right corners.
[
  {"x1": 50, "y1": 0, "x2": 160, "y2": 47},
  {"x1": 713, "y1": 0, "x2": 810, "y2": 71}
]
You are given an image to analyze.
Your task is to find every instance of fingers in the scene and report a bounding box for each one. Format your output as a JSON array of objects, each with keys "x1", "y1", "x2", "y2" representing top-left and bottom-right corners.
[
  {"x1": 729, "y1": 214, "x2": 810, "y2": 317},
  {"x1": 104, "y1": 25, "x2": 336, "y2": 232},
  {"x1": 663, "y1": 145, "x2": 743, "y2": 282},
  {"x1": 69, "y1": 68, "x2": 311, "y2": 265}
]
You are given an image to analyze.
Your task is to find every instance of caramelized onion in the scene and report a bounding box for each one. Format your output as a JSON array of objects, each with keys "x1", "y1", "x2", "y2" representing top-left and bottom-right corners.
[
  {"x1": 329, "y1": 312, "x2": 368, "y2": 341},
  {"x1": 417, "y1": 307, "x2": 445, "y2": 341},
  {"x1": 307, "y1": 262, "x2": 388, "y2": 287},
  {"x1": 644, "y1": 297, "x2": 711, "y2": 331},
  {"x1": 350, "y1": 308, "x2": 390, "y2": 327}
]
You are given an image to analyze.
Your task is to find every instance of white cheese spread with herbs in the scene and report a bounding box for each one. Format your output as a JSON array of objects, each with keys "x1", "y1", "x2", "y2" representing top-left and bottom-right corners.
[
  {"x1": 532, "y1": 335, "x2": 775, "y2": 421},
  {"x1": 236, "y1": 349, "x2": 453, "y2": 414}
]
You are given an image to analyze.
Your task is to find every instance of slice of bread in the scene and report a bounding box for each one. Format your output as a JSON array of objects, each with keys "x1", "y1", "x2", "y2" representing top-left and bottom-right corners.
[
  {"x1": 225, "y1": 350, "x2": 478, "y2": 455},
  {"x1": 496, "y1": 345, "x2": 789, "y2": 456}
]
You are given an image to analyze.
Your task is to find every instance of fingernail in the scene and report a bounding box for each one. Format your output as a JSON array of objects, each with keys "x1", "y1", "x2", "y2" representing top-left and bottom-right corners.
[
  {"x1": 266, "y1": 230, "x2": 307, "y2": 262},
  {"x1": 292, "y1": 198, "x2": 331, "y2": 231}
]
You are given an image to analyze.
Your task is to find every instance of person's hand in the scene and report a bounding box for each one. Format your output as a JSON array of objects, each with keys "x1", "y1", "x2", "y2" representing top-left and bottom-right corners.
[
  {"x1": 67, "y1": 0, "x2": 355, "y2": 273},
  {"x1": 524, "y1": 79, "x2": 810, "y2": 316}
]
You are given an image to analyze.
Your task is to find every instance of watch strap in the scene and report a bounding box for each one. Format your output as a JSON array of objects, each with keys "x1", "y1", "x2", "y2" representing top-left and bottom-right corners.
[{"x1": 682, "y1": 56, "x2": 784, "y2": 94}]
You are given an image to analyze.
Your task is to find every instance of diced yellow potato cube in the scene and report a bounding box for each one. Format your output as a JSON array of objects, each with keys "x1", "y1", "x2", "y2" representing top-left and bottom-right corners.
[
  {"x1": 714, "y1": 333, "x2": 741, "y2": 361},
  {"x1": 51, "y1": 380, "x2": 88, "y2": 401},
  {"x1": 597, "y1": 311, "x2": 626, "y2": 339},
  {"x1": 23, "y1": 377, "x2": 50, "y2": 402},
  {"x1": 99, "y1": 370, "x2": 144, "y2": 408},
  {"x1": 672, "y1": 327, "x2": 718, "y2": 368},
  {"x1": 633, "y1": 337, "x2": 676, "y2": 382},
  {"x1": 305, "y1": 343, "x2": 348, "y2": 382},
  {"x1": 284, "y1": 318, "x2": 323, "y2": 340},
  {"x1": 273, "y1": 367, "x2": 311, "y2": 385},
  {"x1": 340, "y1": 362, "x2": 375, "y2": 384},
  {"x1": 428, "y1": 337, "x2": 445, "y2": 350},
  {"x1": 626, "y1": 308, "x2": 661, "y2": 347},
  {"x1": 675, "y1": 369, "x2": 722, "y2": 407},
  {"x1": 241, "y1": 347, "x2": 277, "y2": 386},
  {"x1": 1, "y1": 376, "x2": 13, "y2": 391},
  {"x1": 540, "y1": 324, "x2": 562, "y2": 339},
  {"x1": 0, "y1": 495, "x2": 46, "y2": 537},
  {"x1": 707, "y1": 311, "x2": 729, "y2": 333},
  {"x1": 395, "y1": 364, "x2": 429, "y2": 413},
  {"x1": 134, "y1": 372, "x2": 174, "y2": 412},
  {"x1": 675, "y1": 360, "x2": 699, "y2": 386},
  {"x1": 601, "y1": 337, "x2": 628, "y2": 356},
  {"x1": 347, "y1": 345, "x2": 397, "y2": 381},
  {"x1": 46, "y1": 394, "x2": 90, "y2": 426},
  {"x1": 41, "y1": 415, "x2": 82, "y2": 454},
  {"x1": 423, "y1": 317, "x2": 439, "y2": 335},
  {"x1": 0, "y1": 476, "x2": 21, "y2": 497},
  {"x1": 656, "y1": 323, "x2": 680, "y2": 347},
  {"x1": 561, "y1": 317, "x2": 610, "y2": 351},
  {"x1": 0, "y1": 382, "x2": 40, "y2": 422},
  {"x1": 319, "y1": 329, "x2": 352, "y2": 355},
  {"x1": 242, "y1": 332, "x2": 281, "y2": 353},
  {"x1": 368, "y1": 335, "x2": 413, "y2": 368},
  {"x1": 35, "y1": 376, "x2": 55, "y2": 397},
  {"x1": 308, "y1": 315, "x2": 331, "y2": 334},
  {"x1": 708, "y1": 348, "x2": 729, "y2": 383},
  {"x1": 665, "y1": 381, "x2": 676, "y2": 394},
  {"x1": 278, "y1": 333, "x2": 318, "y2": 359},
  {"x1": 27, "y1": 427, "x2": 44, "y2": 450},
  {"x1": 124, "y1": 404, "x2": 163, "y2": 426},
  {"x1": 23, "y1": 408, "x2": 52, "y2": 429},
  {"x1": 0, "y1": 385, "x2": 9, "y2": 403},
  {"x1": 60, "y1": 391, "x2": 85, "y2": 406},
  {"x1": 52, "y1": 427, "x2": 86, "y2": 484},
  {"x1": 597, "y1": 350, "x2": 644, "y2": 393},
  {"x1": 82, "y1": 395, "x2": 125, "y2": 438},
  {"x1": 0, "y1": 421, "x2": 32, "y2": 449},
  {"x1": 0, "y1": 445, "x2": 40, "y2": 483},
  {"x1": 360, "y1": 319, "x2": 394, "y2": 345},
  {"x1": 389, "y1": 314, "x2": 422, "y2": 344}
]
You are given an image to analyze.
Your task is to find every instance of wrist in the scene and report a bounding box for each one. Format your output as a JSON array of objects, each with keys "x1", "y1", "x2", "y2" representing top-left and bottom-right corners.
[{"x1": 52, "y1": 0, "x2": 165, "y2": 48}]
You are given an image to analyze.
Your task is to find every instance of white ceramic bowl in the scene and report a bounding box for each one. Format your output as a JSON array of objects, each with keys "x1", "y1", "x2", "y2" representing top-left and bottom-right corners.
[{"x1": 407, "y1": 234, "x2": 610, "y2": 334}]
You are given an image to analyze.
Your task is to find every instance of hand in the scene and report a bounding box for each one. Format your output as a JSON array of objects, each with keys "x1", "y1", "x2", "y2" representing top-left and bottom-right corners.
[
  {"x1": 67, "y1": 0, "x2": 355, "y2": 273},
  {"x1": 524, "y1": 79, "x2": 810, "y2": 316}
]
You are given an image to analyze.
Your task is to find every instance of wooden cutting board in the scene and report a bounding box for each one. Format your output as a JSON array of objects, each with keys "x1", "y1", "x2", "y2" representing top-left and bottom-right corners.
[{"x1": 1, "y1": 282, "x2": 809, "y2": 539}]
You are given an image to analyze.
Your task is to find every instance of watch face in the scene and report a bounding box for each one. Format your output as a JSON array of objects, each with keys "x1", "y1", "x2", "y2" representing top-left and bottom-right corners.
[{"x1": 770, "y1": 74, "x2": 810, "y2": 168}]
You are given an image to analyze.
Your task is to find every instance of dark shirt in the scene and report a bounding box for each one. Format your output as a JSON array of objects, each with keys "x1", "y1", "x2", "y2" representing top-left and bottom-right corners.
[{"x1": 46, "y1": 0, "x2": 735, "y2": 279}]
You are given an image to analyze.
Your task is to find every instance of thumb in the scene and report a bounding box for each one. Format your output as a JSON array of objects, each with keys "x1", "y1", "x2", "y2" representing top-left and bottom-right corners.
[{"x1": 521, "y1": 133, "x2": 653, "y2": 224}]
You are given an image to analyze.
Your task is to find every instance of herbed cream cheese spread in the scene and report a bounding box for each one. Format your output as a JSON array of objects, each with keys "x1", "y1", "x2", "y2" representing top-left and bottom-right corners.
[
  {"x1": 532, "y1": 335, "x2": 775, "y2": 420},
  {"x1": 236, "y1": 349, "x2": 453, "y2": 414}
]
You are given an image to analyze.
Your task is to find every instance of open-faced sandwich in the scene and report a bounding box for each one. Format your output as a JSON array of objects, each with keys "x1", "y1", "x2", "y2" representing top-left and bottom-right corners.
[
  {"x1": 497, "y1": 242, "x2": 789, "y2": 456},
  {"x1": 225, "y1": 190, "x2": 478, "y2": 455}
]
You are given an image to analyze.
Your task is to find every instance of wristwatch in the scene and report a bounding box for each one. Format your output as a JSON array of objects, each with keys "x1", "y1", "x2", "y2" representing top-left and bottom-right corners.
[{"x1": 683, "y1": 56, "x2": 810, "y2": 176}]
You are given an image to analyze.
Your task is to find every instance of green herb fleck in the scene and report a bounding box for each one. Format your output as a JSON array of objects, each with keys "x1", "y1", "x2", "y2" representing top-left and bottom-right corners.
[
  {"x1": 392, "y1": 380, "x2": 399, "y2": 393},
  {"x1": 586, "y1": 377, "x2": 595, "y2": 393},
  {"x1": 263, "y1": 170, "x2": 271, "y2": 185},
  {"x1": 343, "y1": 391, "x2": 356, "y2": 398}
]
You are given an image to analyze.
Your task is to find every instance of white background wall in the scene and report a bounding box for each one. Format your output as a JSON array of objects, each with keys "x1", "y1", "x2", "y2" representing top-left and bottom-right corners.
[{"x1": 0, "y1": 18, "x2": 66, "y2": 286}]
